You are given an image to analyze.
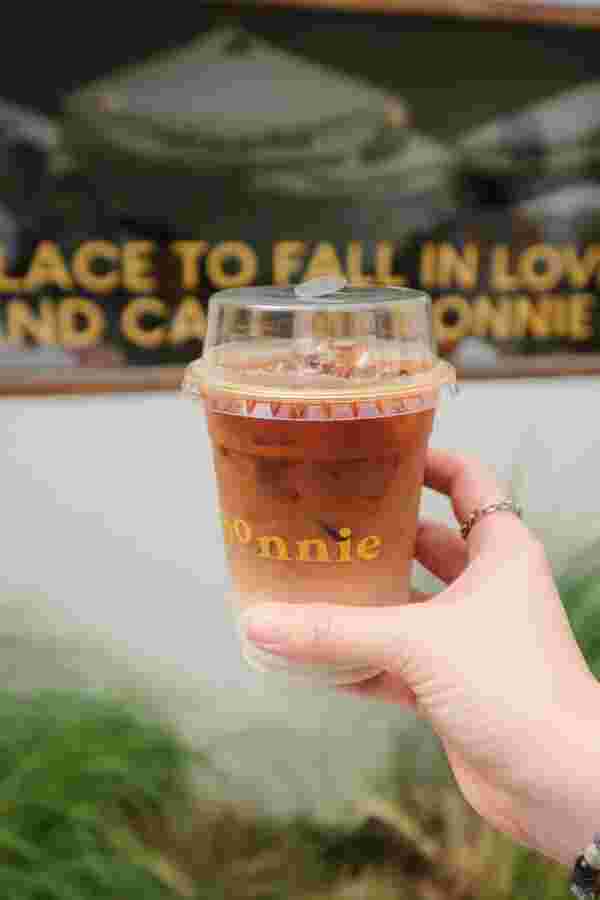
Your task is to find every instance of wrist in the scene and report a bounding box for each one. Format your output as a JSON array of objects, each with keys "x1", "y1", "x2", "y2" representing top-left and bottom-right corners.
[{"x1": 511, "y1": 674, "x2": 600, "y2": 866}]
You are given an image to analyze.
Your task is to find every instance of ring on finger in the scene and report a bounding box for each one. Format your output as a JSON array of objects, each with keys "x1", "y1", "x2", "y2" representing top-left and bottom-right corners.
[{"x1": 460, "y1": 500, "x2": 523, "y2": 540}]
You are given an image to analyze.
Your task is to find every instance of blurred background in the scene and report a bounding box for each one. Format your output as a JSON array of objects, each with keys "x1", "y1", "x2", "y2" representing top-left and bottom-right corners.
[{"x1": 2, "y1": 2, "x2": 600, "y2": 898}]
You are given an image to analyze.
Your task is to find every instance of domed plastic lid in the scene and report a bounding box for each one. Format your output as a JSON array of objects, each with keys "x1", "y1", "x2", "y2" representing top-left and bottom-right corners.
[{"x1": 183, "y1": 278, "x2": 456, "y2": 420}]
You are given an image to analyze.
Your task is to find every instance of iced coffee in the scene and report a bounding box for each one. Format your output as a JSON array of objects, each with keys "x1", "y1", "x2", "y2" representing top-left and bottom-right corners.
[{"x1": 183, "y1": 280, "x2": 455, "y2": 683}]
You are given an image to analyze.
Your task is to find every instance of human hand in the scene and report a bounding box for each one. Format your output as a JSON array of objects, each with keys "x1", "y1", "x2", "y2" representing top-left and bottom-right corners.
[{"x1": 242, "y1": 450, "x2": 600, "y2": 865}]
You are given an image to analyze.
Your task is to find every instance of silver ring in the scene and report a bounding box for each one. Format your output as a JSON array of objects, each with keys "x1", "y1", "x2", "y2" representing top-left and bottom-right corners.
[{"x1": 460, "y1": 500, "x2": 523, "y2": 540}]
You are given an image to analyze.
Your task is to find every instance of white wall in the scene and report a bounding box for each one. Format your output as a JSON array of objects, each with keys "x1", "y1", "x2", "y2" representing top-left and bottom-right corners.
[{"x1": 2, "y1": 378, "x2": 599, "y2": 816}]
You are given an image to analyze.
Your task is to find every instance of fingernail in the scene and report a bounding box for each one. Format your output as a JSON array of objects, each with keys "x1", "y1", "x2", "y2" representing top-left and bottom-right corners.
[{"x1": 241, "y1": 608, "x2": 290, "y2": 647}]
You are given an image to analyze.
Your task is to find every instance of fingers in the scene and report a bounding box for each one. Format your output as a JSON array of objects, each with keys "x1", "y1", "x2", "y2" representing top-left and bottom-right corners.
[
  {"x1": 241, "y1": 601, "x2": 431, "y2": 670},
  {"x1": 425, "y1": 449, "x2": 507, "y2": 522},
  {"x1": 425, "y1": 449, "x2": 527, "y2": 555},
  {"x1": 416, "y1": 519, "x2": 468, "y2": 584}
]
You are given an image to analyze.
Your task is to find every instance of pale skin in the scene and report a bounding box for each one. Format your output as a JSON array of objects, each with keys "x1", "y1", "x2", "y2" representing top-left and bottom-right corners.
[{"x1": 243, "y1": 449, "x2": 600, "y2": 868}]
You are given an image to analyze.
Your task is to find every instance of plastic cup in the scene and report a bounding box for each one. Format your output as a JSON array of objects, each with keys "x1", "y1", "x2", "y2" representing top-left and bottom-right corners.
[{"x1": 183, "y1": 278, "x2": 455, "y2": 684}]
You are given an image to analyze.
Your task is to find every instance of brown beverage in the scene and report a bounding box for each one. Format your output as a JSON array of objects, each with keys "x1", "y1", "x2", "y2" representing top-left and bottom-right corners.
[{"x1": 206, "y1": 402, "x2": 434, "y2": 610}]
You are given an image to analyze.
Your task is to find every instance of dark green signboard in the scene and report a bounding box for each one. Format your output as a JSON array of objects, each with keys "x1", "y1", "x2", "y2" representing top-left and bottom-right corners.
[{"x1": 2, "y1": 6, "x2": 600, "y2": 386}]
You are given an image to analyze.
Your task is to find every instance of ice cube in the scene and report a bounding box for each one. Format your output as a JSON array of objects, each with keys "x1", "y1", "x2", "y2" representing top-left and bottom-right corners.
[{"x1": 292, "y1": 337, "x2": 337, "y2": 375}]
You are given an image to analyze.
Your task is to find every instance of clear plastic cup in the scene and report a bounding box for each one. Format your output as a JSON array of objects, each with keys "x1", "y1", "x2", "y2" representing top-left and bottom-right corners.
[{"x1": 183, "y1": 278, "x2": 456, "y2": 684}]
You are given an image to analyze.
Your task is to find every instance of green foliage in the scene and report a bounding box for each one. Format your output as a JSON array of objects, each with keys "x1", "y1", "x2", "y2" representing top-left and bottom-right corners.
[
  {"x1": 0, "y1": 690, "x2": 195, "y2": 899},
  {"x1": 0, "y1": 688, "x2": 335, "y2": 900},
  {"x1": 560, "y1": 571, "x2": 600, "y2": 677}
]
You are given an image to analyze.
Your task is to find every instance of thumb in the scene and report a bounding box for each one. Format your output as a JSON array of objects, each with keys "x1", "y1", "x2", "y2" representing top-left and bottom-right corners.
[{"x1": 241, "y1": 601, "x2": 435, "y2": 672}]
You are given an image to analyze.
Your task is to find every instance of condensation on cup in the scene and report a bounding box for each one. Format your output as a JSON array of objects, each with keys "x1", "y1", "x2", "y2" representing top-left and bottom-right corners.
[{"x1": 182, "y1": 277, "x2": 456, "y2": 685}]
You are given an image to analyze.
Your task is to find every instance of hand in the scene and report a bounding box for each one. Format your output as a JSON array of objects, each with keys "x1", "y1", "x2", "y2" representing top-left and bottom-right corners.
[{"x1": 242, "y1": 450, "x2": 600, "y2": 865}]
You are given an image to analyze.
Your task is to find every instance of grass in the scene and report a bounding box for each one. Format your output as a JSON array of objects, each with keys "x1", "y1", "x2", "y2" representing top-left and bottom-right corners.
[
  {"x1": 0, "y1": 690, "x2": 197, "y2": 899},
  {"x1": 0, "y1": 567, "x2": 598, "y2": 898},
  {"x1": 561, "y1": 570, "x2": 600, "y2": 680}
]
